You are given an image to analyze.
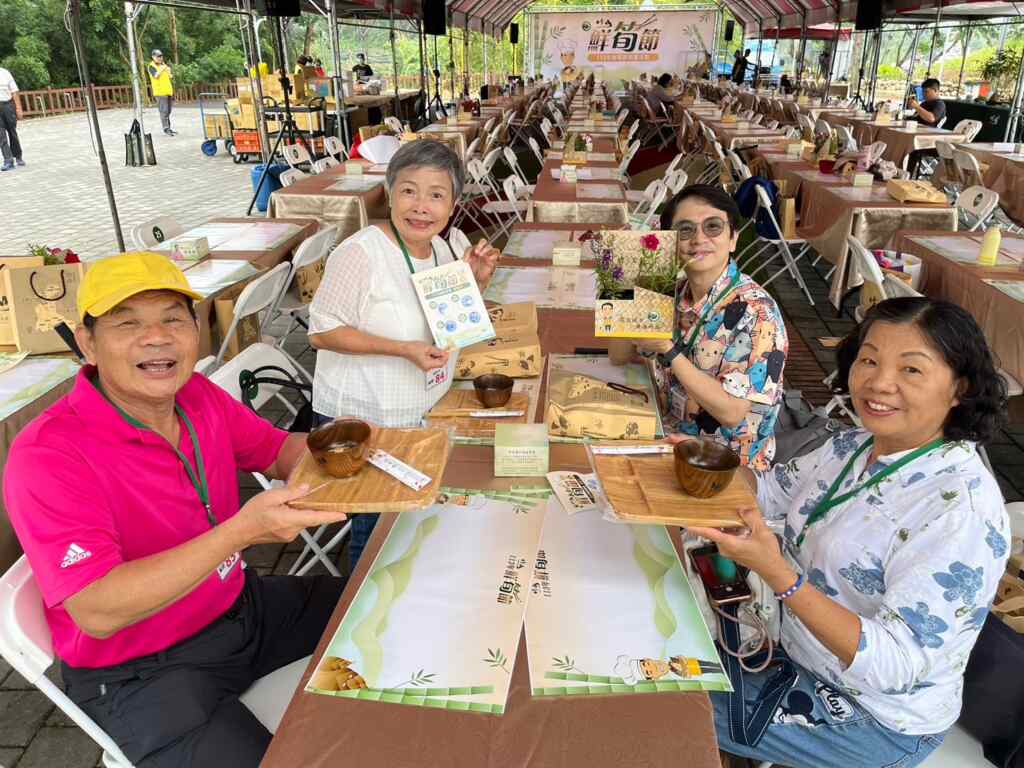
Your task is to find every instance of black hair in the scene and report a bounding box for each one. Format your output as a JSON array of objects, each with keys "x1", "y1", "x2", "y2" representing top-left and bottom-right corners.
[
  {"x1": 657, "y1": 73, "x2": 672, "y2": 87},
  {"x1": 745, "y1": 48, "x2": 751, "y2": 55},
  {"x1": 601, "y1": 302, "x2": 614, "y2": 309},
  {"x1": 922, "y1": 78, "x2": 940, "y2": 92},
  {"x1": 659, "y1": 183, "x2": 743, "y2": 232},
  {"x1": 834, "y1": 297, "x2": 1007, "y2": 443},
  {"x1": 82, "y1": 296, "x2": 197, "y2": 330}
]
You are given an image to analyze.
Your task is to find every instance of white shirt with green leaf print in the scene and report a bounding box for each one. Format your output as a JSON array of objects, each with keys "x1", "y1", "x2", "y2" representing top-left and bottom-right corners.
[{"x1": 756, "y1": 428, "x2": 1010, "y2": 735}]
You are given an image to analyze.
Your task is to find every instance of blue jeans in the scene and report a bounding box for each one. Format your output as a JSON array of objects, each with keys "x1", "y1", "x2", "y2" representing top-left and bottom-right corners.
[
  {"x1": 312, "y1": 412, "x2": 378, "y2": 572},
  {"x1": 710, "y1": 649, "x2": 945, "y2": 768}
]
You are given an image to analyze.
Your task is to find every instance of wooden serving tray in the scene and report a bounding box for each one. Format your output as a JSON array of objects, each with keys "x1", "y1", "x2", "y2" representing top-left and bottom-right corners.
[
  {"x1": 287, "y1": 427, "x2": 451, "y2": 513},
  {"x1": 592, "y1": 452, "x2": 752, "y2": 527},
  {"x1": 425, "y1": 390, "x2": 531, "y2": 439}
]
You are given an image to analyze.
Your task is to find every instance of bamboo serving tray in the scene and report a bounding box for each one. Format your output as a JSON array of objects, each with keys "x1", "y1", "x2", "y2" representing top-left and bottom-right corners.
[
  {"x1": 287, "y1": 427, "x2": 451, "y2": 513},
  {"x1": 425, "y1": 389, "x2": 531, "y2": 439},
  {"x1": 591, "y1": 452, "x2": 752, "y2": 527}
]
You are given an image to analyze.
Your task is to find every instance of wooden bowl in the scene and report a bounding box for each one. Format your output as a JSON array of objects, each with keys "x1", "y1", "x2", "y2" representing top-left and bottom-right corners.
[
  {"x1": 307, "y1": 419, "x2": 372, "y2": 478},
  {"x1": 473, "y1": 373, "x2": 514, "y2": 408},
  {"x1": 673, "y1": 439, "x2": 740, "y2": 499}
]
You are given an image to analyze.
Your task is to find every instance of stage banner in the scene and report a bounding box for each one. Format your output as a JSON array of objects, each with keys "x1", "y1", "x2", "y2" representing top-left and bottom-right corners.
[{"x1": 528, "y1": 10, "x2": 715, "y2": 83}]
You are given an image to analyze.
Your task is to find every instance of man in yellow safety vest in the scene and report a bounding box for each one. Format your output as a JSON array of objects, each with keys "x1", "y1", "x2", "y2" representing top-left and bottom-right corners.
[{"x1": 147, "y1": 49, "x2": 176, "y2": 136}]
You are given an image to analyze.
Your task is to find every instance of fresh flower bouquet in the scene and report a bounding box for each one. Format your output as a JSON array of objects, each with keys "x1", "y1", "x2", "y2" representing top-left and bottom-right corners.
[{"x1": 28, "y1": 243, "x2": 80, "y2": 266}]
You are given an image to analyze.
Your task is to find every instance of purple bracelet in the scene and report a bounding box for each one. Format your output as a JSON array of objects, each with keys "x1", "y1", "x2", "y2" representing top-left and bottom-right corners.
[{"x1": 774, "y1": 573, "x2": 805, "y2": 601}]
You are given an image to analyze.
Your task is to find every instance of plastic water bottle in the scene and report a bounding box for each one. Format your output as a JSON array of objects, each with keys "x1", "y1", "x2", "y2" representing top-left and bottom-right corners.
[{"x1": 978, "y1": 226, "x2": 1002, "y2": 267}]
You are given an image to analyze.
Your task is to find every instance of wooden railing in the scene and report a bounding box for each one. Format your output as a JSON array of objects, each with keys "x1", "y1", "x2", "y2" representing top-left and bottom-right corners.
[{"x1": 14, "y1": 80, "x2": 238, "y2": 119}]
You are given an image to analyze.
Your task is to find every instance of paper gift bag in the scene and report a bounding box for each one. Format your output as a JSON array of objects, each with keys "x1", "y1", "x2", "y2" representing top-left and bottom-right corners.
[
  {"x1": 546, "y1": 368, "x2": 658, "y2": 440},
  {"x1": 778, "y1": 197, "x2": 797, "y2": 240},
  {"x1": 2, "y1": 262, "x2": 85, "y2": 354},
  {"x1": 455, "y1": 331, "x2": 541, "y2": 379},
  {"x1": 294, "y1": 257, "x2": 325, "y2": 304},
  {"x1": 885, "y1": 179, "x2": 946, "y2": 204},
  {"x1": 0, "y1": 256, "x2": 44, "y2": 346},
  {"x1": 214, "y1": 284, "x2": 261, "y2": 362}
]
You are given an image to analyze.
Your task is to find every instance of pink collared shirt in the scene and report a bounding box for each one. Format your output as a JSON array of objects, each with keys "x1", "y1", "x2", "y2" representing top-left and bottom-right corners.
[{"x1": 4, "y1": 367, "x2": 288, "y2": 669}]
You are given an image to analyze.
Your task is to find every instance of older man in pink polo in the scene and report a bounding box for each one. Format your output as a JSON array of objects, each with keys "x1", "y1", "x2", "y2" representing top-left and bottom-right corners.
[{"x1": 4, "y1": 252, "x2": 349, "y2": 767}]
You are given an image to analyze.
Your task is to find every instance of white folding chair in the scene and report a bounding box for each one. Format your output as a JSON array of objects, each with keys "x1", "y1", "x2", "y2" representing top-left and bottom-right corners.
[
  {"x1": 502, "y1": 146, "x2": 536, "y2": 194},
  {"x1": 953, "y1": 119, "x2": 983, "y2": 143},
  {"x1": 956, "y1": 185, "x2": 999, "y2": 231},
  {"x1": 0, "y1": 556, "x2": 135, "y2": 767},
  {"x1": 835, "y1": 124, "x2": 858, "y2": 153},
  {"x1": 130, "y1": 215, "x2": 184, "y2": 249},
  {"x1": 384, "y1": 116, "x2": 405, "y2": 135},
  {"x1": 750, "y1": 113, "x2": 764, "y2": 125},
  {"x1": 206, "y1": 344, "x2": 349, "y2": 581},
  {"x1": 765, "y1": 119, "x2": 780, "y2": 130},
  {"x1": 448, "y1": 226, "x2": 473, "y2": 259},
  {"x1": 666, "y1": 169, "x2": 689, "y2": 195},
  {"x1": 452, "y1": 158, "x2": 495, "y2": 235},
  {"x1": 616, "y1": 107, "x2": 629, "y2": 128},
  {"x1": 626, "y1": 120, "x2": 641, "y2": 143},
  {"x1": 618, "y1": 139, "x2": 641, "y2": 184},
  {"x1": 846, "y1": 234, "x2": 888, "y2": 322},
  {"x1": 628, "y1": 179, "x2": 668, "y2": 230},
  {"x1": 263, "y1": 225, "x2": 338, "y2": 349},
  {"x1": 323, "y1": 135, "x2": 348, "y2": 161},
  {"x1": 280, "y1": 142, "x2": 313, "y2": 171},
  {"x1": 480, "y1": 176, "x2": 529, "y2": 239},
  {"x1": 212, "y1": 262, "x2": 292, "y2": 368},
  {"x1": 736, "y1": 186, "x2": 815, "y2": 305},
  {"x1": 725, "y1": 150, "x2": 751, "y2": 184},
  {"x1": 278, "y1": 168, "x2": 308, "y2": 188},
  {"x1": 952, "y1": 147, "x2": 985, "y2": 188},
  {"x1": 934, "y1": 140, "x2": 962, "y2": 195},
  {"x1": 464, "y1": 137, "x2": 481, "y2": 163},
  {"x1": 312, "y1": 156, "x2": 340, "y2": 174},
  {"x1": 528, "y1": 136, "x2": 545, "y2": 165},
  {"x1": 626, "y1": 178, "x2": 664, "y2": 210}
]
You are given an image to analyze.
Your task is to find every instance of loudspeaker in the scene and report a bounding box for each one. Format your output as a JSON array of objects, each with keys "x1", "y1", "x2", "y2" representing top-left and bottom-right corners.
[
  {"x1": 481, "y1": 85, "x2": 491, "y2": 100},
  {"x1": 855, "y1": 2, "x2": 882, "y2": 30},
  {"x1": 510, "y1": 23, "x2": 519, "y2": 45},
  {"x1": 423, "y1": 0, "x2": 446, "y2": 36},
  {"x1": 724, "y1": 20, "x2": 734, "y2": 42},
  {"x1": 254, "y1": 0, "x2": 300, "y2": 17}
]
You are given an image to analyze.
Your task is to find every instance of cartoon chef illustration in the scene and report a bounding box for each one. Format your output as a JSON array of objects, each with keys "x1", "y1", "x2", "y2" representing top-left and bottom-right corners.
[
  {"x1": 599, "y1": 301, "x2": 615, "y2": 333},
  {"x1": 614, "y1": 654, "x2": 723, "y2": 684},
  {"x1": 559, "y1": 40, "x2": 579, "y2": 83}
]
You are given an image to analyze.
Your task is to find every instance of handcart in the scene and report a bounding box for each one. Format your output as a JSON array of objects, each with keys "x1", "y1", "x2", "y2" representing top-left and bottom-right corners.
[{"x1": 198, "y1": 92, "x2": 233, "y2": 157}]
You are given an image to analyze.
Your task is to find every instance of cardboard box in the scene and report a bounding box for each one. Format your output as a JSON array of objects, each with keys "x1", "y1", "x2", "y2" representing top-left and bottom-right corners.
[
  {"x1": 226, "y1": 99, "x2": 257, "y2": 130},
  {"x1": 204, "y1": 113, "x2": 231, "y2": 139},
  {"x1": 486, "y1": 302, "x2": 537, "y2": 334},
  {"x1": 494, "y1": 423, "x2": 549, "y2": 477},
  {"x1": 455, "y1": 331, "x2": 541, "y2": 379},
  {"x1": 266, "y1": 110, "x2": 323, "y2": 133}
]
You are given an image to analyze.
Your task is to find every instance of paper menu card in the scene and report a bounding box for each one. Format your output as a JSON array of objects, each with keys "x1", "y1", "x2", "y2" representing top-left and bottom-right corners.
[
  {"x1": 182, "y1": 259, "x2": 261, "y2": 298},
  {"x1": 411, "y1": 260, "x2": 496, "y2": 350},
  {"x1": 153, "y1": 222, "x2": 300, "y2": 253},
  {"x1": 547, "y1": 471, "x2": 600, "y2": 514}
]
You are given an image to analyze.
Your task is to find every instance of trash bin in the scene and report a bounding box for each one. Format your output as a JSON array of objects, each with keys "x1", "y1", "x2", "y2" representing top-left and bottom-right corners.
[{"x1": 251, "y1": 163, "x2": 288, "y2": 213}]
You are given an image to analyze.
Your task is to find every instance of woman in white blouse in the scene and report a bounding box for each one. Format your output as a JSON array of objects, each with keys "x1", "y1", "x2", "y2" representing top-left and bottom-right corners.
[
  {"x1": 681, "y1": 298, "x2": 1010, "y2": 768},
  {"x1": 308, "y1": 139, "x2": 498, "y2": 568}
]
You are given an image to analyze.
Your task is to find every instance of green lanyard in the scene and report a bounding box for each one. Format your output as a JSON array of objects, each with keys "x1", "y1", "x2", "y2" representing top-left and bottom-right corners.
[
  {"x1": 97, "y1": 384, "x2": 216, "y2": 528},
  {"x1": 674, "y1": 271, "x2": 743, "y2": 350},
  {"x1": 392, "y1": 222, "x2": 438, "y2": 275},
  {"x1": 796, "y1": 436, "x2": 945, "y2": 547}
]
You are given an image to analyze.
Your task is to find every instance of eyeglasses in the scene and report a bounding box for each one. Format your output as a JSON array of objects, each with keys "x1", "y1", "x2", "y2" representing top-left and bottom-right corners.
[{"x1": 671, "y1": 217, "x2": 728, "y2": 240}]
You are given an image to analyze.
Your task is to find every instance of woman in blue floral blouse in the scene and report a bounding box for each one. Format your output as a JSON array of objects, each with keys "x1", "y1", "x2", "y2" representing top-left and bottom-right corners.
[
  {"x1": 638, "y1": 184, "x2": 788, "y2": 470},
  {"x1": 684, "y1": 297, "x2": 1010, "y2": 768}
]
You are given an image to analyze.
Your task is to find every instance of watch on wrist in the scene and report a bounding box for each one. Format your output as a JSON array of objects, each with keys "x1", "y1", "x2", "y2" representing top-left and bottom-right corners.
[{"x1": 657, "y1": 342, "x2": 683, "y2": 368}]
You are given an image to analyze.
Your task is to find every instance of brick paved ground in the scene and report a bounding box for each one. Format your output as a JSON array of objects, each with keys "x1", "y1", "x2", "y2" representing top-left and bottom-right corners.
[{"x1": 0, "y1": 111, "x2": 1022, "y2": 767}]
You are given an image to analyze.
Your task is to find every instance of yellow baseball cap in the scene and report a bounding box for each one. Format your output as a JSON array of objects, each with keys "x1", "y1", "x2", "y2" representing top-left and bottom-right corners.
[{"x1": 77, "y1": 252, "x2": 203, "y2": 321}]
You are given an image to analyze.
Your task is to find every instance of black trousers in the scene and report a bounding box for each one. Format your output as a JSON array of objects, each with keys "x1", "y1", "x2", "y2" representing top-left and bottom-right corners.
[
  {"x1": 0, "y1": 100, "x2": 21, "y2": 162},
  {"x1": 62, "y1": 570, "x2": 344, "y2": 768},
  {"x1": 907, "y1": 147, "x2": 938, "y2": 179}
]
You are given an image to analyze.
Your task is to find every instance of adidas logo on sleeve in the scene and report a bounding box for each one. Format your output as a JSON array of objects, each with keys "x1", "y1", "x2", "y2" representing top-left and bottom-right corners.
[{"x1": 60, "y1": 543, "x2": 92, "y2": 569}]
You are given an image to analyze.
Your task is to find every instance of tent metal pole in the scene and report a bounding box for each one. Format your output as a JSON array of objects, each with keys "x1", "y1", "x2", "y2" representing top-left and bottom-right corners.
[
  {"x1": 771, "y1": 16, "x2": 780, "y2": 73},
  {"x1": 902, "y1": 25, "x2": 923, "y2": 112},
  {"x1": 1005, "y1": 37, "x2": 1024, "y2": 141},
  {"x1": 822, "y1": 3, "x2": 840, "y2": 102},
  {"x1": 755, "y1": 20, "x2": 763, "y2": 86},
  {"x1": 955, "y1": 22, "x2": 972, "y2": 100},
  {"x1": 69, "y1": 0, "x2": 125, "y2": 251},
  {"x1": 327, "y1": 0, "x2": 350, "y2": 148},
  {"x1": 418, "y1": 19, "x2": 427, "y2": 95},
  {"x1": 390, "y1": 1, "x2": 402, "y2": 119},
  {"x1": 124, "y1": 2, "x2": 146, "y2": 131},
  {"x1": 464, "y1": 16, "x2": 470, "y2": 96},
  {"x1": 925, "y1": 2, "x2": 943, "y2": 75},
  {"x1": 483, "y1": 22, "x2": 488, "y2": 87},
  {"x1": 241, "y1": 0, "x2": 272, "y2": 165},
  {"x1": 796, "y1": 12, "x2": 808, "y2": 89},
  {"x1": 449, "y1": 22, "x2": 456, "y2": 103},
  {"x1": 868, "y1": 26, "x2": 883, "y2": 109}
]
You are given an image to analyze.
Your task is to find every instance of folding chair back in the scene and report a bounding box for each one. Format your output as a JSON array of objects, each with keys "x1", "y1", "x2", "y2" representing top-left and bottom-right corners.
[
  {"x1": 666, "y1": 169, "x2": 689, "y2": 195},
  {"x1": 503, "y1": 147, "x2": 530, "y2": 187},
  {"x1": 213, "y1": 262, "x2": 291, "y2": 367},
  {"x1": 882, "y1": 273, "x2": 922, "y2": 300},
  {"x1": 765, "y1": 119, "x2": 779, "y2": 130},
  {"x1": 448, "y1": 226, "x2": 473, "y2": 259},
  {"x1": 265, "y1": 224, "x2": 337, "y2": 331},
  {"x1": 616, "y1": 108, "x2": 629, "y2": 127},
  {"x1": 279, "y1": 168, "x2": 307, "y2": 188},
  {"x1": 384, "y1": 116, "x2": 405, "y2": 135},
  {"x1": 130, "y1": 215, "x2": 184, "y2": 248},
  {"x1": 952, "y1": 147, "x2": 985, "y2": 188},
  {"x1": 528, "y1": 136, "x2": 545, "y2": 165},
  {"x1": 465, "y1": 137, "x2": 481, "y2": 163},
  {"x1": 726, "y1": 150, "x2": 751, "y2": 182},
  {"x1": 482, "y1": 117, "x2": 496, "y2": 134},
  {"x1": 846, "y1": 234, "x2": 887, "y2": 321},
  {"x1": 0, "y1": 557, "x2": 135, "y2": 767},
  {"x1": 956, "y1": 185, "x2": 999, "y2": 231},
  {"x1": 953, "y1": 119, "x2": 983, "y2": 142},
  {"x1": 935, "y1": 116, "x2": 947, "y2": 129},
  {"x1": 281, "y1": 142, "x2": 312, "y2": 169},
  {"x1": 751, "y1": 113, "x2": 764, "y2": 125},
  {"x1": 835, "y1": 125, "x2": 857, "y2": 153},
  {"x1": 323, "y1": 135, "x2": 348, "y2": 161},
  {"x1": 618, "y1": 139, "x2": 640, "y2": 176},
  {"x1": 208, "y1": 342, "x2": 310, "y2": 410},
  {"x1": 627, "y1": 120, "x2": 640, "y2": 141},
  {"x1": 312, "y1": 156, "x2": 340, "y2": 174}
]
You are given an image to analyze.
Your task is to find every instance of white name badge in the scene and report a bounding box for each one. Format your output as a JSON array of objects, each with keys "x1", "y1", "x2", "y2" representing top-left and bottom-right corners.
[
  {"x1": 217, "y1": 552, "x2": 241, "y2": 581},
  {"x1": 425, "y1": 352, "x2": 458, "y2": 391}
]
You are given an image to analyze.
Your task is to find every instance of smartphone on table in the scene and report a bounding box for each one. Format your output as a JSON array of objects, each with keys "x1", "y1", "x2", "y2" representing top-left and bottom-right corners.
[{"x1": 688, "y1": 544, "x2": 753, "y2": 606}]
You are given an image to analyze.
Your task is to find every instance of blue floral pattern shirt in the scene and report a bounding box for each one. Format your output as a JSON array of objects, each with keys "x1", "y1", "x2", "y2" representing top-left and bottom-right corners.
[
  {"x1": 655, "y1": 261, "x2": 788, "y2": 470},
  {"x1": 758, "y1": 428, "x2": 1010, "y2": 734}
]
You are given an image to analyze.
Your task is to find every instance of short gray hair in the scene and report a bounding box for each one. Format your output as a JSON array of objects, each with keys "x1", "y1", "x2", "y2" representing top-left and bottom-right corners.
[{"x1": 386, "y1": 139, "x2": 464, "y2": 202}]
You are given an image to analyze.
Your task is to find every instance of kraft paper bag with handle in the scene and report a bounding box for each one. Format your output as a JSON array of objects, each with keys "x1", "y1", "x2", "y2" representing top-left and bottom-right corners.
[
  {"x1": 778, "y1": 197, "x2": 797, "y2": 240},
  {"x1": 2, "y1": 262, "x2": 85, "y2": 354},
  {"x1": 294, "y1": 257, "x2": 325, "y2": 304},
  {"x1": 546, "y1": 368, "x2": 658, "y2": 440},
  {"x1": 214, "y1": 285, "x2": 261, "y2": 362},
  {"x1": 0, "y1": 256, "x2": 45, "y2": 346}
]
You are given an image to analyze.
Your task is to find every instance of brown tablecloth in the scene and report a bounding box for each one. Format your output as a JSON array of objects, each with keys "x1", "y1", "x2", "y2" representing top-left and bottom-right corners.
[
  {"x1": 532, "y1": 156, "x2": 628, "y2": 226},
  {"x1": 268, "y1": 167, "x2": 389, "y2": 241},
  {"x1": 826, "y1": 117, "x2": 968, "y2": 167},
  {"x1": 202, "y1": 217, "x2": 319, "y2": 269},
  {"x1": 501, "y1": 222, "x2": 623, "y2": 264},
  {"x1": 949, "y1": 144, "x2": 1024, "y2": 225},
  {"x1": 892, "y1": 230, "x2": 1024, "y2": 383},
  {"x1": 262, "y1": 303, "x2": 721, "y2": 768},
  {"x1": 707, "y1": 121, "x2": 789, "y2": 150}
]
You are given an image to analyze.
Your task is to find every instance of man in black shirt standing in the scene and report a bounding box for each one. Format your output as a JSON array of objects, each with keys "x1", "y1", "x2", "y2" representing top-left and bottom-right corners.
[
  {"x1": 906, "y1": 78, "x2": 948, "y2": 177},
  {"x1": 731, "y1": 49, "x2": 750, "y2": 85},
  {"x1": 352, "y1": 53, "x2": 374, "y2": 81}
]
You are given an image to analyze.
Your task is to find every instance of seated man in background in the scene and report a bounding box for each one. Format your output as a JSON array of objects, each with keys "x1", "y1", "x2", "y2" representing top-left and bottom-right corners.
[
  {"x1": 907, "y1": 78, "x2": 947, "y2": 177},
  {"x1": 646, "y1": 72, "x2": 677, "y2": 116},
  {"x1": 4, "y1": 252, "x2": 351, "y2": 767}
]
